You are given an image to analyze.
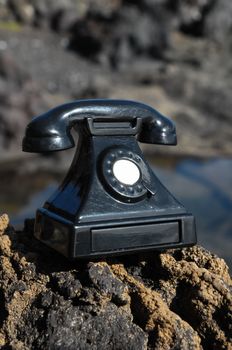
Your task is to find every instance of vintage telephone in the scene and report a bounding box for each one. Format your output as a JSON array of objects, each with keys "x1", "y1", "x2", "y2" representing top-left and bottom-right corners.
[{"x1": 22, "y1": 99, "x2": 196, "y2": 258}]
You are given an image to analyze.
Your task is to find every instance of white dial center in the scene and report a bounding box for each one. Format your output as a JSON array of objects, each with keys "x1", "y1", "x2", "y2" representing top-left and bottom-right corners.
[{"x1": 112, "y1": 159, "x2": 140, "y2": 185}]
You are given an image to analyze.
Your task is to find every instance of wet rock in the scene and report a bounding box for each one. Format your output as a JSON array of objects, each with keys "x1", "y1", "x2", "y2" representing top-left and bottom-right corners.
[{"x1": 0, "y1": 214, "x2": 231, "y2": 349}]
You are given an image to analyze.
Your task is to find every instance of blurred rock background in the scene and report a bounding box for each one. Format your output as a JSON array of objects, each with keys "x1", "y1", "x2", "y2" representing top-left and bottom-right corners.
[
  {"x1": 0, "y1": 0, "x2": 232, "y2": 158},
  {"x1": 0, "y1": 0, "x2": 231, "y2": 266}
]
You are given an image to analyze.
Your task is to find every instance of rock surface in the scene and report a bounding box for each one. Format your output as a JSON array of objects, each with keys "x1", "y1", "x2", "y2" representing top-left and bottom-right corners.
[{"x1": 0, "y1": 213, "x2": 231, "y2": 349}]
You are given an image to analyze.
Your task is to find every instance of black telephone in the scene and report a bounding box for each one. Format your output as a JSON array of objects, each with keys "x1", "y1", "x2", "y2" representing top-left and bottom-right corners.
[{"x1": 22, "y1": 99, "x2": 196, "y2": 258}]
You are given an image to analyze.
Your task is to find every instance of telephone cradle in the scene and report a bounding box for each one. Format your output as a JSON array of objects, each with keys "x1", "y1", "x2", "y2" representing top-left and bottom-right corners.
[{"x1": 22, "y1": 99, "x2": 196, "y2": 259}]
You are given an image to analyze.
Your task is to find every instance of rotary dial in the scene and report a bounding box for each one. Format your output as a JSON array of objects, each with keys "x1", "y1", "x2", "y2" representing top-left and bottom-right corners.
[{"x1": 101, "y1": 148, "x2": 150, "y2": 202}]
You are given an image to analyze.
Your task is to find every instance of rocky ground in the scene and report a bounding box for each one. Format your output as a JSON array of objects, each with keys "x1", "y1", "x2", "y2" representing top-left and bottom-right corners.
[
  {"x1": 0, "y1": 0, "x2": 232, "y2": 167},
  {"x1": 0, "y1": 213, "x2": 231, "y2": 349}
]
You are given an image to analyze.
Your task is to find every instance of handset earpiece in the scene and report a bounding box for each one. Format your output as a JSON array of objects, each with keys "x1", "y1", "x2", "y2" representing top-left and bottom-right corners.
[{"x1": 22, "y1": 99, "x2": 176, "y2": 153}]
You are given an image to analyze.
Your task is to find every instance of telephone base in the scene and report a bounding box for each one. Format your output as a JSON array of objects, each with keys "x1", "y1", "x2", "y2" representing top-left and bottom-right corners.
[{"x1": 34, "y1": 208, "x2": 196, "y2": 259}]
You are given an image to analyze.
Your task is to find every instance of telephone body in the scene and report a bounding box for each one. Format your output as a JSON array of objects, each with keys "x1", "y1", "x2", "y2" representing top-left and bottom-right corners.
[{"x1": 23, "y1": 99, "x2": 196, "y2": 258}]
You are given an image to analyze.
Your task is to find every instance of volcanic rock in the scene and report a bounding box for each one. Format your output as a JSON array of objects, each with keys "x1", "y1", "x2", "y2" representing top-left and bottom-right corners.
[{"x1": 0, "y1": 214, "x2": 231, "y2": 349}]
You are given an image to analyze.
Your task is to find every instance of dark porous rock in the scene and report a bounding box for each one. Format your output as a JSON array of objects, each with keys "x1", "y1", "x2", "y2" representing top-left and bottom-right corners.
[
  {"x1": 8, "y1": 0, "x2": 35, "y2": 25},
  {"x1": 0, "y1": 51, "x2": 28, "y2": 84},
  {"x1": 0, "y1": 214, "x2": 231, "y2": 349},
  {"x1": 0, "y1": 29, "x2": 109, "y2": 155},
  {"x1": 204, "y1": 0, "x2": 232, "y2": 43},
  {"x1": 44, "y1": 302, "x2": 146, "y2": 350},
  {"x1": 67, "y1": 3, "x2": 171, "y2": 65}
]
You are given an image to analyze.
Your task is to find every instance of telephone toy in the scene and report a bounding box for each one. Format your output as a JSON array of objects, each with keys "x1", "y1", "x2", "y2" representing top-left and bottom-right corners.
[{"x1": 22, "y1": 99, "x2": 196, "y2": 258}]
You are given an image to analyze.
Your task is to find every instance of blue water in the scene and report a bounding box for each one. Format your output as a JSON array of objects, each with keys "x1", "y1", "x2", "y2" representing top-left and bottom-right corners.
[
  {"x1": 10, "y1": 158, "x2": 232, "y2": 269},
  {"x1": 154, "y1": 158, "x2": 232, "y2": 269}
]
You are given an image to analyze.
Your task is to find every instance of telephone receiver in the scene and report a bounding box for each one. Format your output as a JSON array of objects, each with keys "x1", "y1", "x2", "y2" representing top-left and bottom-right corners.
[{"x1": 23, "y1": 99, "x2": 196, "y2": 259}]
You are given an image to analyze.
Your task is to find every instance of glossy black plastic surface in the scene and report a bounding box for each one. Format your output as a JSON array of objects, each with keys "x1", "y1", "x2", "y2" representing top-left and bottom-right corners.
[
  {"x1": 22, "y1": 99, "x2": 177, "y2": 152},
  {"x1": 22, "y1": 99, "x2": 196, "y2": 259}
]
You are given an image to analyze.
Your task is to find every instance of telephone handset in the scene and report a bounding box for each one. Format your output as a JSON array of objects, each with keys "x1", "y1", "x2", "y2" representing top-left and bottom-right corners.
[
  {"x1": 23, "y1": 99, "x2": 196, "y2": 258},
  {"x1": 23, "y1": 99, "x2": 177, "y2": 153}
]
